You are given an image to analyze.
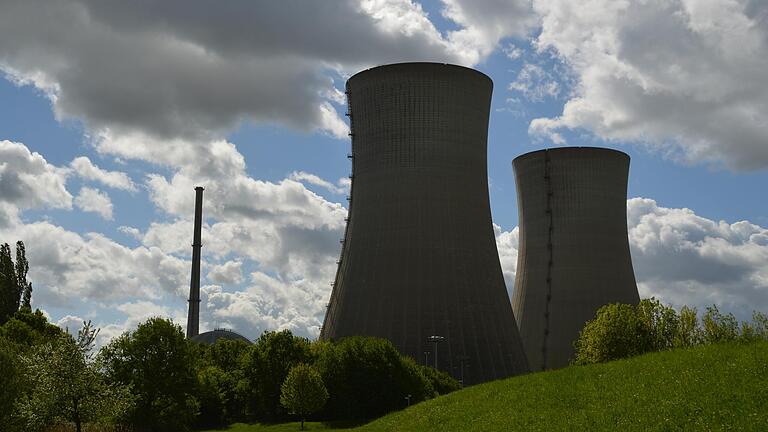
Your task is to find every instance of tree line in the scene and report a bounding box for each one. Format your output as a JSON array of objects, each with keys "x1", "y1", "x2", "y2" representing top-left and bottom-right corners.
[{"x1": 0, "y1": 241, "x2": 460, "y2": 431}]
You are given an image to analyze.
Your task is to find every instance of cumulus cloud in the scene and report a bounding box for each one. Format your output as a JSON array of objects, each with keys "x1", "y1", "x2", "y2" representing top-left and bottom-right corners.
[
  {"x1": 289, "y1": 171, "x2": 348, "y2": 195},
  {"x1": 627, "y1": 197, "x2": 768, "y2": 319},
  {"x1": 207, "y1": 260, "x2": 244, "y2": 286},
  {"x1": 0, "y1": 0, "x2": 537, "y2": 152},
  {"x1": 0, "y1": 140, "x2": 71, "y2": 210},
  {"x1": 496, "y1": 199, "x2": 768, "y2": 320},
  {"x1": 508, "y1": 62, "x2": 561, "y2": 102},
  {"x1": 75, "y1": 187, "x2": 114, "y2": 220},
  {"x1": 529, "y1": 0, "x2": 768, "y2": 169},
  {"x1": 0, "y1": 219, "x2": 189, "y2": 306},
  {"x1": 70, "y1": 156, "x2": 137, "y2": 191}
]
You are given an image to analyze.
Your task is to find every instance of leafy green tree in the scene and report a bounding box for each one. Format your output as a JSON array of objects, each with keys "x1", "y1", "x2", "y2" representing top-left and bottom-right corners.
[
  {"x1": 674, "y1": 306, "x2": 703, "y2": 348},
  {"x1": 15, "y1": 241, "x2": 32, "y2": 310},
  {"x1": 0, "y1": 335, "x2": 24, "y2": 430},
  {"x1": 314, "y1": 336, "x2": 432, "y2": 420},
  {"x1": 574, "y1": 303, "x2": 653, "y2": 365},
  {"x1": 242, "y1": 330, "x2": 313, "y2": 420},
  {"x1": 99, "y1": 317, "x2": 199, "y2": 431},
  {"x1": 17, "y1": 322, "x2": 133, "y2": 432},
  {"x1": 280, "y1": 364, "x2": 328, "y2": 430},
  {"x1": 701, "y1": 305, "x2": 739, "y2": 344},
  {"x1": 192, "y1": 339, "x2": 251, "y2": 427},
  {"x1": 0, "y1": 308, "x2": 63, "y2": 349},
  {"x1": 637, "y1": 298, "x2": 679, "y2": 350},
  {"x1": 0, "y1": 242, "x2": 20, "y2": 325}
]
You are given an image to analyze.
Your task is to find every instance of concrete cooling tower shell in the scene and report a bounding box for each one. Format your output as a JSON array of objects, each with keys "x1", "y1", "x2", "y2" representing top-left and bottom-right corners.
[
  {"x1": 320, "y1": 63, "x2": 529, "y2": 384},
  {"x1": 512, "y1": 147, "x2": 640, "y2": 371}
]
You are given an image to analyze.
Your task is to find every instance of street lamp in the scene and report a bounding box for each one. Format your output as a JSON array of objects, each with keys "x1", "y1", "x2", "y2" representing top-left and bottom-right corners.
[
  {"x1": 423, "y1": 351, "x2": 430, "y2": 366},
  {"x1": 427, "y1": 335, "x2": 445, "y2": 369},
  {"x1": 456, "y1": 355, "x2": 470, "y2": 386}
]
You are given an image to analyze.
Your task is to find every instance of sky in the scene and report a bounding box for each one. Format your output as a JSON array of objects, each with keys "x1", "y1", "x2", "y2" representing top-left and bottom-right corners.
[{"x1": 1, "y1": 0, "x2": 767, "y2": 346}]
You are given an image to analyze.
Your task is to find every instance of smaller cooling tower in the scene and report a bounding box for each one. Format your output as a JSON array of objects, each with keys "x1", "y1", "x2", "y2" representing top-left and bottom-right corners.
[{"x1": 512, "y1": 147, "x2": 640, "y2": 370}]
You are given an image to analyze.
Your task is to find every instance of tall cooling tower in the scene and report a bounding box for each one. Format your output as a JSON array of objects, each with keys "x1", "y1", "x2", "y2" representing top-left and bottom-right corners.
[
  {"x1": 512, "y1": 147, "x2": 640, "y2": 370},
  {"x1": 320, "y1": 63, "x2": 529, "y2": 384}
]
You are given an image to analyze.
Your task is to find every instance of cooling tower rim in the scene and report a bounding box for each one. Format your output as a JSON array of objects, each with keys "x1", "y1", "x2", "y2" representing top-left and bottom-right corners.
[
  {"x1": 348, "y1": 62, "x2": 492, "y2": 85},
  {"x1": 512, "y1": 146, "x2": 629, "y2": 164}
]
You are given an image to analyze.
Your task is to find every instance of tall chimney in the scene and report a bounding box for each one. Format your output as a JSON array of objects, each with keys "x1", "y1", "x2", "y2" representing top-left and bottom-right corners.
[{"x1": 186, "y1": 186, "x2": 204, "y2": 338}]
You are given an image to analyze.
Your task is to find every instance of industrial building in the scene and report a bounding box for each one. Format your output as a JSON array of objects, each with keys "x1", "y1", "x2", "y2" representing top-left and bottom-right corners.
[
  {"x1": 511, "y1": 147, "x2": 639, "y2": 370},
  {"x1": 320, "y1": 62, "x2": 529, "y2": 384}
]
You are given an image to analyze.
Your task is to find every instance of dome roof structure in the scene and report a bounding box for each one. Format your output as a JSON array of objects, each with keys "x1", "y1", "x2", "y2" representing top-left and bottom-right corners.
[{"x1": 189, "y1": 328, "x2": 252, "y2": 345}]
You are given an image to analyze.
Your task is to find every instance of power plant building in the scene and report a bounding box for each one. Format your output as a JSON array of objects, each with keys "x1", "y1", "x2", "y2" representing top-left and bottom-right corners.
[
  {"x1": 511, "y1": 147, "x2": 639, "y2": 370},
  {"x1": 320, "y1": 63, "x2": 529, "y2": 384}
]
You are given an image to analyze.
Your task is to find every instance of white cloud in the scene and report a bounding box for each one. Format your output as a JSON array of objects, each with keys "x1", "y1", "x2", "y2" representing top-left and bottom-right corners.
[
  {"x1": 496, "y1": 198, "x2": 768, "y2": 320},
  {"x1": 0, "y1": 140, "x2": 72, "y2": 211},
  {"x1": 207, "y1": 260, "x2": 244, "y2": 286},
  {"x1": 70, "y1": 156, "x2": 137, "y2": 191},
  {"x1": 289, "y1": 171, "x2": 347, "y2": 195},
  {"x1": 508, "y1": 62, "x2": 561, "y2": 102},
  {"x1": 529, "y1": 0, "x2": 768, "y2": 170},
  {"x1": 0, "y1": 219, "x2": 189, "y2": 306},
  {"x1": 75, "y1": 187, "x2": 114, "y2": 220}
]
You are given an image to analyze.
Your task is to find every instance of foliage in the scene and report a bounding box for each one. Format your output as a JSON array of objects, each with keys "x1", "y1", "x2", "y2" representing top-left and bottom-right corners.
[
  {"x1": 0, "y1": 335, "x2": 24, "y2": 430},
  {"x1": 417, "y1": 365, "x2": 462, "y2": 396},
  {"x1": 280, "y1": 364, "x2": 329, "y2": 430},
  {"x1": 15, "y1": 241, "x2": 32, "y2": 310},
  {"x1": 314, "y1": 337, "x2": 432, "y2": 420},
  {"x1": 16, "y1": 322, "x2": 134, "y2": 432},
  {"x1": 360, "y1": 341, "x2": 768, "y2": 432},
  {"x1": 573, "y1": 302, "x2": 652, "y2": 365},
  {"x1": 0, "y1": 242, "x2": 21, "y2": 325},
  {"x1": 701, "y1": 305, "x2": 739, "y2": 344},
  {"x1": 99, "y1": 317, "x2": 198, "y2": 432},
  {"x1": 575, "y1": 298, "x2": 768, "y2": 365},
  {"x1": 242, "y1": 330, "x2": 313, "y2": 420},
  {"x1": 193, "y1": 340, "x2": 251, "y2": 428},
  {"x1": 0, "y1": 307, "x2": 64, "y2": 351}
]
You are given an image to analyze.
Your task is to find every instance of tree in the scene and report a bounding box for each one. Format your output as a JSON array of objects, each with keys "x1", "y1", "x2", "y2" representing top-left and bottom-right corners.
[
  {"x1": 314, "y1": 336, "x2": 433, "y2": 420},
  {"x1": 192, "y1": 339, "x2": 251, "y2": 427},
  {"x1": 280, "y1": 364, "x2": 328, "y2": 430},
  {"x1": 16, "y1": 321, "x2": 133, "y2": 432},
  {"x1": 242, "y1": 330, "x2": 313, "y2": 420},
  {"x1": 701, "y1": 305, "x2": 739, "y2": 344},
  {"x1": 0, "y1": 242, "x2": 20, "y2": 325},
  {"x1": 99, "y1": 317, "x2": 199, "y2": 431},
  {"x1": 0, "y1": 335, "x2": 24, "y2": 430},
  {"x1": 574, "y1": 302, "x2": 653, "y2": 365},
  {"x1": 15, "y1": 241, "x2": 32, "y2": 310}
]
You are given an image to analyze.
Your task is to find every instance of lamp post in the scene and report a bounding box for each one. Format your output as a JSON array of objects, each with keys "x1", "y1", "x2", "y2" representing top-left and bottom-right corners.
[
  {"x1": 423, "y1": 351, "x2": 430, "y2": 366},
  {"x1": 456, "y1": 355, "x2": 469, "y2": 386},
  {"x1": 427, "y1": 335, "x2": 445, "y2": 369}
]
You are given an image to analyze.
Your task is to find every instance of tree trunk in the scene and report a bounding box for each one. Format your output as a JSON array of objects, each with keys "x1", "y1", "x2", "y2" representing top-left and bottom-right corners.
[
  {"x1": 301, "y1": 417, "x2": 305, "y2": 430},
  {"x1": 74, "y1": 398, "x2": 82, "y2": 432}
]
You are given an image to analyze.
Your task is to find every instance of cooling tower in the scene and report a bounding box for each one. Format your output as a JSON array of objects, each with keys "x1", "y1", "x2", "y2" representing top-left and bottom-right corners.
[
  {"x1": 320, "y1": 63, "x2": 529, "y2": 384},
  {"x1": 512, "y1": 147, "x2": 640, "y2": 370}
]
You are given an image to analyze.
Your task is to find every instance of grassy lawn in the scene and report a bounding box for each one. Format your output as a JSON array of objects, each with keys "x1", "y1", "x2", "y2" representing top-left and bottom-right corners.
[{"x1": 204, "y1": 341, "x2": 768, "y2": 431}]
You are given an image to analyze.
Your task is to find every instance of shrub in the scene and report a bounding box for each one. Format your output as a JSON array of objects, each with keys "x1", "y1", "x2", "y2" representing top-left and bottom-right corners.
[{"x1": 574, "y1": 303, "x2": 652, "y2": 365}]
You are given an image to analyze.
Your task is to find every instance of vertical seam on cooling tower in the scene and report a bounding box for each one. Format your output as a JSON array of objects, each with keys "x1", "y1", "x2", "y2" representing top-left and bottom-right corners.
[{"x1": 542, "y1": 151, "x2": 554, "y2": 370}]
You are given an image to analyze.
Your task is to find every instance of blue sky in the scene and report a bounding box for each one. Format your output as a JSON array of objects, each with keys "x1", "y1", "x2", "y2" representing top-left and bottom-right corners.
[{"x1": 1, "y1": 0, "x2": 767, "y2": 345}]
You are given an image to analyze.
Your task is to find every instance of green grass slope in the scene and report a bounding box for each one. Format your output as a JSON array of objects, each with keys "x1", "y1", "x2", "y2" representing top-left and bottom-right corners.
[{"x1": 360, "y1": 341, "x2": 768, "y2": 431}]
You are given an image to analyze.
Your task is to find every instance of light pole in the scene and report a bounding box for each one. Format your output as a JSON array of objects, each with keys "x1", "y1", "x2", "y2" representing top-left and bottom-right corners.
[
  {"x1": 456, "y1": 355, "x2": 469, "y2": 386},
  {"x1": 427, "y1": 335, "x2": 445, "y2": 369},
  {"x1": 423, "y1": 351, "x2": 430, "y2": 366}
]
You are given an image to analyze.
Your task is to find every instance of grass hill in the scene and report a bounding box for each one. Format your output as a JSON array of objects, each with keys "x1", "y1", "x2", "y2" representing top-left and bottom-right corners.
[
  {"x1": 360, "y1": 341, "x2": 768, "y2": 431},
  {"x1": 207, "y1": 341, "x2": 768, "y2": 431}
]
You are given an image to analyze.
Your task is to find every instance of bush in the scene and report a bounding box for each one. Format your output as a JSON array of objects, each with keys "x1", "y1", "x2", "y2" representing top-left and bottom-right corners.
[
  {"x1": 314, "y1": 336, "x2": 432, "y2": 420},
  {"x1": 575, "y1": 299, "x2": 768, "y2": 365}
]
